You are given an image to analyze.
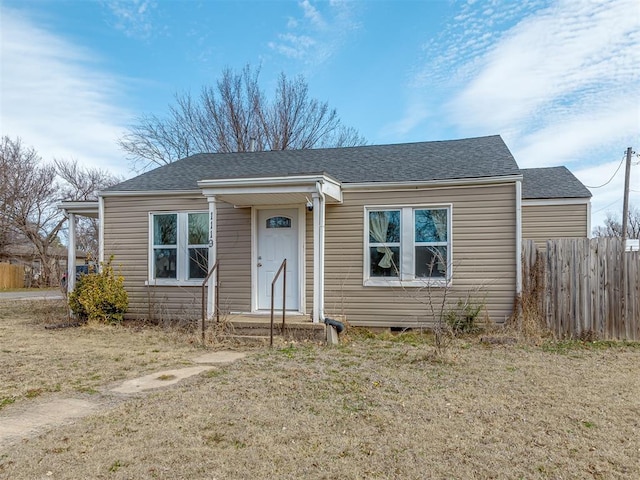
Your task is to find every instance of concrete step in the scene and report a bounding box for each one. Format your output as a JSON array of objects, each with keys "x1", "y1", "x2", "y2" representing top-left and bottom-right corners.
[{"x1": 217, "y1": 315, "x2": 326, "y2": 343}]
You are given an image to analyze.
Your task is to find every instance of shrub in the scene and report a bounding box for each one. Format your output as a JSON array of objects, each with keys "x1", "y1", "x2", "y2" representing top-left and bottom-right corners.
[
  {"x1": 445, "y1": 299, "x2": 484, "y2": 334},
  {"x1": 68, "y1": 257, "x2": 128, "y2": 323}
]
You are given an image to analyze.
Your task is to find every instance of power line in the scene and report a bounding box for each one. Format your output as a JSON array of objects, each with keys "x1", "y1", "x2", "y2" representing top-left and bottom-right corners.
[
  {"x1": 584, "y1": 153, "x2": 626, "y2": 189},
  {"x1": 592, "y1": 198, "x2": 621, "y2": 214}
]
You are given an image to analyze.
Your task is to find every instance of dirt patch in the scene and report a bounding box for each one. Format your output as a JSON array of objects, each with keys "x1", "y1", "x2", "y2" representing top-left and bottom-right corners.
[
  {"x1": 1, "y1": 301, "x2": 639, "y2": 479},
  {"x1": 0, "y1": 397, "x2": 107, "y2": 445},
  {"x1": 1, "y1": 355, "x2": 249, "y2": 445},
  {"x1": 0, "y1": 299, "x2": 223, "y2": 406}
]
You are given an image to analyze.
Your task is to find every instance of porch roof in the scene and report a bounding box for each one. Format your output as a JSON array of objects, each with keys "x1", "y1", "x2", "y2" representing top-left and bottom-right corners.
[
  {"x1": 198, "y1": 174, "x2": 342, "y2": 206},
  {"x1": 57, "y1": 201, "x2": 99, "y2": 218}
]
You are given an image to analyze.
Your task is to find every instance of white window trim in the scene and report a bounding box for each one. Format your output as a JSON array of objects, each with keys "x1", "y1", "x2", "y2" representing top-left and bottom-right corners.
[
  {"x1": 363, "y1": 204, "x2": 453, "y2": 287},
  {"x1": 147, "y1": 211, "x2": 208, "y2": 286}
]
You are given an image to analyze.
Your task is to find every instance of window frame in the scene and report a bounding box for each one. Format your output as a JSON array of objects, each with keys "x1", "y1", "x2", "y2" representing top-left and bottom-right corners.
[
  {"x1": 148, "y1": 211, "x2": 210, "y2": 285},
  {"x1": 363, "y1": 204, "x2": 452, "y2": 287}
]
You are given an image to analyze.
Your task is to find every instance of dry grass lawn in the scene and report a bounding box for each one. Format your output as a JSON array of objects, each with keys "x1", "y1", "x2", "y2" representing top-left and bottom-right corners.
[{"x1": 1, "y1": 299, "x2": 639, "y2": 479}]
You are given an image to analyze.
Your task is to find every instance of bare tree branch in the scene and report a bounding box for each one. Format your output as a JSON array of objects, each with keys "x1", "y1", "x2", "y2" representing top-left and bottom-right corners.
[
  {"x1": 119, "y1": 65, "x2": 366, "y2": 172},
  {"x1": 1, "y1": 136, "x2": 63, "y2": 285},
  {"x1": 54, "y1": 158, "x2": 122, "y2": 260},
  {"x1": 592, "y1": 206, "x2": 640, "y2": 239},
  {"x1": 1, "y1": 138, "x2": 123, "y2": 283}
]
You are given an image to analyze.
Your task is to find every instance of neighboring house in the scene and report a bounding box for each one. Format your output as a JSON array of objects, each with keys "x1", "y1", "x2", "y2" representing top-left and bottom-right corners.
[
  {"x1": 521, "y1": 167, "x2": 592, "y2": 248},
  {"x1": 0, "y1": 243, "x2": 87, "y2": 287},
  {"x1": 77, "y1": 135, "x2": 590, "y2": 328}
]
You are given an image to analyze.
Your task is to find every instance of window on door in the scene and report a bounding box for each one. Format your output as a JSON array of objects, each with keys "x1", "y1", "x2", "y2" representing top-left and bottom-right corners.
[{"x1": 266, "y1": 216, "x2": 292, "y2": 229}]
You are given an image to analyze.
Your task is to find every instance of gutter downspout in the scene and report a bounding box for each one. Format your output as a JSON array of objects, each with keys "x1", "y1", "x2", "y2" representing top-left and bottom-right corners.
[
  {"x1": 65, "y1": 211, "x2": 76, "y2": 293},
  {"x1": 515, "y1": 180, "x2": 523, "y2": 297},
  {"x1": 586, "y1": 200, "x2": 592, "y2": 238},
  {"x1": 98, "y1": 196, "x2": 105, "y2": 265},
  {"x1": 207, "y1": 196, "x2": 217, "y2": 319},
  {"x1": 312, "y1": 182, "x2": 326, "y2": 323}
]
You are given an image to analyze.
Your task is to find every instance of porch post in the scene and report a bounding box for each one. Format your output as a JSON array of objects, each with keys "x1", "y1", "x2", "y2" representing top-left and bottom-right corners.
[
  {"x1": 312, "y1": 190, "x2": 325, "y2": 323},
  {"x1": 67, "y1": 212, "x2": 77, "y2": 292},
  {"x1": 207, "y1": 196, "x2": 217, "y2": 318}
]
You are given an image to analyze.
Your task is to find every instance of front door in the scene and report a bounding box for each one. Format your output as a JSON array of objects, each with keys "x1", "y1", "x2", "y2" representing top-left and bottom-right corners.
[{"x1": 257, "y1": 209, "x2": 299, "y2": 310}]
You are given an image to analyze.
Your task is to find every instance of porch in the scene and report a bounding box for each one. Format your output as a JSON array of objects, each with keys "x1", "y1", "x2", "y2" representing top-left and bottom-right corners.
[
  {"x1": 206, "y1": 312, "x2": 328, "y2": 344},
  {"x1": 199, "y1": 173, "x2": 343, "y2": 324}
]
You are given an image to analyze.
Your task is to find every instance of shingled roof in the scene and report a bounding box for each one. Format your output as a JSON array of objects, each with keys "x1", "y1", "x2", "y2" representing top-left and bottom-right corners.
[
  {"x1": 521, "y1": 167, "x2": 591, "y2": 199},
  {"x1": 105, "y1": 135, "x2": 520, "y2": 192}
]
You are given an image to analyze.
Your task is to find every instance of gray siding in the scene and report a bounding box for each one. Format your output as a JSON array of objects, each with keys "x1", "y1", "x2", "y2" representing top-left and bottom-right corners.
[
  {"x1": 217, "y1": 203, "x2": 251, "y2": 313},
  {"x1": 103, "y1": 194, "x2": 206, "y2": 321},
  {"x1": 104, "y1": 182, "x2": 518, "y2": 327},
  {"x1": 522, "y1": 202, "x2": 589, "y2": 248},
  {"x1": 321, "y1": 183, "x2": 517, "y2": 327},
  {"x1": 103, "y1": 194, "x2": 251, "y2": 321}
]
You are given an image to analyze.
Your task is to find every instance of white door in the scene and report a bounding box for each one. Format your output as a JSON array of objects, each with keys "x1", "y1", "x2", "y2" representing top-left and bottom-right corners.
[{"x1": 257, "y1": 209, "x2": 299, "y2": 310}]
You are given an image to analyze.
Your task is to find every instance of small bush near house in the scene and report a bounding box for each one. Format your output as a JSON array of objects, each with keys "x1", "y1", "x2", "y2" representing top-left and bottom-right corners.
[
  {"x1": 68, "y1": 257, "x2": 128, "y2": 323},
  {"x1": 445, "y1": 298, "x2": 485, "y2": 334}
]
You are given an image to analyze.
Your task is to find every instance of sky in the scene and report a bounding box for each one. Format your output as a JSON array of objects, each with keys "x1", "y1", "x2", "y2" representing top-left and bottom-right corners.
[{"x1": 1, "y1": 0, "x2": 638, "y2": 230}]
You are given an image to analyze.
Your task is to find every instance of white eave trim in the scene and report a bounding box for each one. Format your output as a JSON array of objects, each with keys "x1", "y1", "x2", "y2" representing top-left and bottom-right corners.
[
  {"x1": 342, "y1": 174, "x2": 523, "y2": 191},
  {"x1": 522, "y1": 198, "x2": 591, "y2": 206},
  {"x1": 99, "y1": 189, "x2": 201, "y2": 197}
]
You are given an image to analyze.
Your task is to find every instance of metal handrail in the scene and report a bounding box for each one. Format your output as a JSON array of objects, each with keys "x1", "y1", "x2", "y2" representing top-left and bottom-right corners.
[
  {"x1": 270, "y1": 258, "x2": 287, "y2": 347},
  {"x1": 201, "y1": 259, "x2": 220, "y2": 344}
]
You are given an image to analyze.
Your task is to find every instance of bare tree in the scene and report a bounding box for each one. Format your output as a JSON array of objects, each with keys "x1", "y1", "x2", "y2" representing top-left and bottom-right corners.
[
  {"x1": 195, "y1": 65, "x2": 265, "y2": 154},
  {"x1": 260, "y1": 72, "x2": 364, "y2": 151},
  {"x1": 55, "y1": 159, "x2": 122, "y2": 260},
  {"x1": 119, "y1": 65, "x2": 366, "y2": 172},
  {"x1": 0, "y1": 136, "x2": 64, "y2": 285},
  {"x1": 592, "y1": 206, "x2": 640, "y2": 239},
  {"x1": 1, "y1": 138, "x2": 122, "y2": 285}
]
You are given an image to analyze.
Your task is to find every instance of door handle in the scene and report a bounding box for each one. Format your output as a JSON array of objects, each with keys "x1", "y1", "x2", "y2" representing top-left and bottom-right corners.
[{"x1": 257, "y1": 262, "x2": 262, "y2": 267}]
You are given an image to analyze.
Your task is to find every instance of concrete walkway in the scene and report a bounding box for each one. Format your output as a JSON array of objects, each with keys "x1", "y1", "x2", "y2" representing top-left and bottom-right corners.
[
  {"x1": 111, "y1": 351, "x2": 246, "y2": 394},
  {"x1": 0, "y1": 351, "x2": 246, "y2": 447}
]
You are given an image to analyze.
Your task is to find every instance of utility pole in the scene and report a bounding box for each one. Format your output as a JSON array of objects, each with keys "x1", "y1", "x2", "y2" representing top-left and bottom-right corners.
[
  {"x1": 621, "y1": 147, "x2": 633, "y2": 243},
  {"x1": 620, "y1": 146, "x2": 632, "y2": 331}
]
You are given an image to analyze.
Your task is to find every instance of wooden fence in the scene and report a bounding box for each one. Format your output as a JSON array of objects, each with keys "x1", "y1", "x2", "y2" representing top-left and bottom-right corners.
[
  {"x1": 0, "y1": 263, "x2": 25, "y2": 289},
  {"x1": 522, "y1": 238, "x2": 639, "y2": 340}
]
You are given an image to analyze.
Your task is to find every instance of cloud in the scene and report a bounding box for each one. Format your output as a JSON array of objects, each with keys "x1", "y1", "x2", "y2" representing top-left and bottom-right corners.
[
  {"x1": 512, "y1": 95, "x2": 638, "y2": 168},
  {"x1": 442, "y1": 0, "x2": 639, "y2": 230},
  {"x1": 268, "y1": 0, "x2": 360, "y2": 67},
  {"x1": 0, "y1": 7, "x2": 133, "y2": 175},
  {"x1": 300, "y1": 0, "x2": 326, "y2": 29},
  {"x1": 102, "y1": 0, "x2": 158, "y2": 40},
  {"x1": 396, "y1": 0, "x2": 639, "y2": 231},
  {"x1": 447, "y1": 0, "x2": 639, "y2": 137},
  {"x1": 382, "y1": 93, "x2": 433, "y2": 138},
  {"x1": 268, "y1": 33, "x2": 317, "y2": 60}
]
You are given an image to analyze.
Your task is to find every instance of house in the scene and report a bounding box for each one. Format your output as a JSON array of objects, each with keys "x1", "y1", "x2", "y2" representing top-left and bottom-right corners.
[
  {"x1": 521, "y1": 167, "x2": 592, "y2": 248},
  {"x1": 0, "y1": 242, "x2": 87, "y2": 288},
  {"x1": 62, "y1": 135, "x2": 591, "y2": 328}
]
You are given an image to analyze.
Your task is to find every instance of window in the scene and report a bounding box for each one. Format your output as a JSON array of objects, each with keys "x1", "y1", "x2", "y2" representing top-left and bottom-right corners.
[
  {"x1": 150, "y1": 212, "x2": 209, "y2": 282},
  {"x1": 266, "y1": 216, "x2": 292, "y2": 229},
  {"x1": 365, "y1": 206, "x2": 451, "y2": 286}
]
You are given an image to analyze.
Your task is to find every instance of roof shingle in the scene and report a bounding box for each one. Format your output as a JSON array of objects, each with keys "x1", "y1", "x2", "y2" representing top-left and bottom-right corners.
[
  {"x1": 521, "y1": 167, "x2": 592, "y2": 199},
  {"x1": 104, "y1": 136, "x2": 590, "y2": 201},
  {"x1": 105, "y1": 135, "x2": 520, "y2": 192}
]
